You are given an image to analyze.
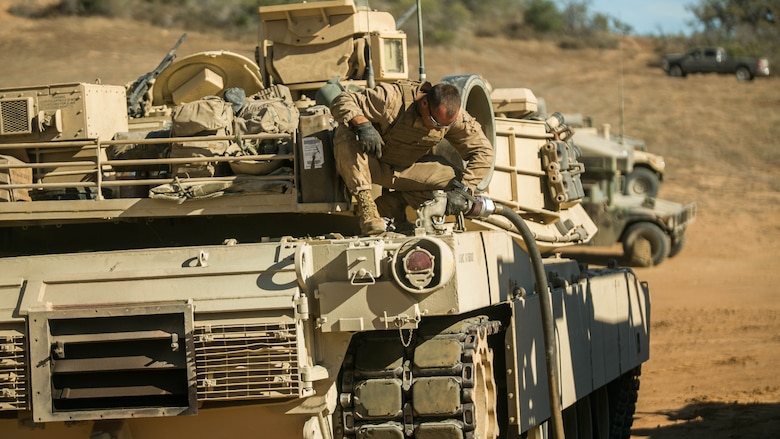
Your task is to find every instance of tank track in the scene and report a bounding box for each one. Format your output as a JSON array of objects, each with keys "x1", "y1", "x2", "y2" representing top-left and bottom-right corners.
[
  {"x1": 335, "y1": 316, "x2": 502, "y2": 439},
  {"x1": 608, "y1": 366, "x2": 641, "y2": 439}
]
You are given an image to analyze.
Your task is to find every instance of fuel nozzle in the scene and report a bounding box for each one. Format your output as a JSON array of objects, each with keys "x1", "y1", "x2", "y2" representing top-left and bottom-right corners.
[
  {"x1": 416, "y1": 185, "x2": 496, "y2": 234},
  {"x1": 464, "y1": 195, "x2": 496, "y2": 219},
  {"x1": 446, "y1": 180, "x2": 496, "y2": 219}
]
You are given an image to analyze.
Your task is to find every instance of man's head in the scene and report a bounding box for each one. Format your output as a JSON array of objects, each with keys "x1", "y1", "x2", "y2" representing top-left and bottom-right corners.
[{"x1": 421, "y1": 83, "x2": 461, "y2": 130}]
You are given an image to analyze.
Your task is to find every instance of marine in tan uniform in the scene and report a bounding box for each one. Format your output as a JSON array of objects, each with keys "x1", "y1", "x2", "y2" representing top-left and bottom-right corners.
[{"x1": 330, "y1": 81, "x2": 494, "y2": 235}]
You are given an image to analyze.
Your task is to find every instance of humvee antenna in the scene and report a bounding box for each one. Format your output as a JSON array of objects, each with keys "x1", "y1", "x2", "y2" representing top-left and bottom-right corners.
[{"x1": 619, "y1": 32, "x2": 626, "y2": 144}]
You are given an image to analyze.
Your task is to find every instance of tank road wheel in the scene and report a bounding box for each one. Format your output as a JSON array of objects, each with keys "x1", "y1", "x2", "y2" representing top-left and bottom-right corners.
[
  {"x1": 565, "y1": 386, "x2": 635, "y2": 439},
  {"x1": 623, "y1": 167, "x2": 659, "y2": 198},
  {"x1": 335, "y1": 317, "x2": 502, "y2": 439},
  {"x1": 564, "y1": 368, "x2": 640, "y2": 439},
  {"x1": 622, "y1": 222, "x2": 670, "y2": 267},
  {"x1": 590, "y1": 386, "x2": 610, "y2": 439},
  {"x1": 562, "y1": 394, "x2": 595, "y2": 439}
]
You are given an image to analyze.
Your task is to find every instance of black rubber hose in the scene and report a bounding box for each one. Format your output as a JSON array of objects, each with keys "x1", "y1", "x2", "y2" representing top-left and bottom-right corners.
[{"x1": 494, "y1": 203, "x2": 566, "y2": 439}]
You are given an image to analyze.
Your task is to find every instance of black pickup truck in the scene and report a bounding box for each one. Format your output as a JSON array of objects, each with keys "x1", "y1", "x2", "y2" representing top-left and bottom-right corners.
[{"x1": 662, "y1": 47, "x2": 770, "y2": 81}]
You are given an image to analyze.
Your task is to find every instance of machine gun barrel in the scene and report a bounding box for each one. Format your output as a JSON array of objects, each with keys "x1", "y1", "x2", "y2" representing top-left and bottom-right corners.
[{"x1": 126, "y1": 33, "x2": 187, "y2": 118}]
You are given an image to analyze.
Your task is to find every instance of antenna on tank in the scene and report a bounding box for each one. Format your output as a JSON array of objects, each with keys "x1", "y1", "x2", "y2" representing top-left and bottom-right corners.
[
  {"x1": 363, "y1": 0, "x2": 376, "y2": 88},
  {"x1": 416, "y1": 0, "x2": 426, "y2": 82}
]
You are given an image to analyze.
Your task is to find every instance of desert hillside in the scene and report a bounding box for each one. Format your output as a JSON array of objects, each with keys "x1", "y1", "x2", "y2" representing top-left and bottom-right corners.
[{"x1": 1, "y1": 7, "x2": 779, "y2": 438}]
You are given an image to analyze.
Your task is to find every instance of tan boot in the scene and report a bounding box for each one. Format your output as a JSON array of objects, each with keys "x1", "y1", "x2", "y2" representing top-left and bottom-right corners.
[{"x1": 355, "y1": 190, "x2": 386, "y2": 236}]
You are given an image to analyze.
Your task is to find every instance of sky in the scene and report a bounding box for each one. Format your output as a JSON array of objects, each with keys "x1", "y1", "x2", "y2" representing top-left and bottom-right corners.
[{"x1": 589, "y1": 0, "x2": 697, "y2": 35}]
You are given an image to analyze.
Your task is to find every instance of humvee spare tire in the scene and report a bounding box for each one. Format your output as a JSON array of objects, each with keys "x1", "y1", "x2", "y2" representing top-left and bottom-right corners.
[{"x1": 624, "y1": 167, "x2": 659, "y2": 198}]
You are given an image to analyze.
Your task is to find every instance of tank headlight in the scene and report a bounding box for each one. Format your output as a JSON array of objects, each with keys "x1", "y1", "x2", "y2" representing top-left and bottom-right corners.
[
  {"x1": 402, "y1": 247, "x2": 435, "y2": 289},
  {"x1": 391, "y1": 237, "x2": 455, "y2": 294}
]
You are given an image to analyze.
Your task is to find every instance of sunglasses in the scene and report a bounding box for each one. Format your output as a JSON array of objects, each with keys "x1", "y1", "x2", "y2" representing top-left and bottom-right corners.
[{"x1": 426, "y1": 96, "x2": 453, "y2": 129}]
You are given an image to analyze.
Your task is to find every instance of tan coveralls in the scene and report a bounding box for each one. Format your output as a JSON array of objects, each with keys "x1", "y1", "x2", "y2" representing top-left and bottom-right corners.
[{"x1": 330, "y1": 81, "x2": 494, "y2": 207}]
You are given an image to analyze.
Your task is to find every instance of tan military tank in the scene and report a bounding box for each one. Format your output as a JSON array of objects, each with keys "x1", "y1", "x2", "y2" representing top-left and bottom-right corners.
[{"x1": 0, "y1": 1, "x2": 648, "y2": 438}]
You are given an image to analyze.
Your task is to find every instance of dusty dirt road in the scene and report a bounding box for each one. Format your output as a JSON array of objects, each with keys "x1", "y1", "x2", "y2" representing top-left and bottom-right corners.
[{"x1": 1, "y1": 4, "x2": 779, "y2": 437}]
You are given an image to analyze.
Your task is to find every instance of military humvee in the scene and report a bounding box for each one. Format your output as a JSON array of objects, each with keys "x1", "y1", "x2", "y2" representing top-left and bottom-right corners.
[
  {"x1": 0, "y1": 1, "x2": 649, "y2": 438},
  {"x1": 496, "y1": 98, "x2": 694, "y2": 267},
  {"x1": 535, "y1": 100, "x2": 665, "y2": 198},
  {"x1": 570, "y1": 120, "x2": 665, "y2": 198},
  {"x1": 568, "y1": 121, "x2": 696, "y2": 266}
]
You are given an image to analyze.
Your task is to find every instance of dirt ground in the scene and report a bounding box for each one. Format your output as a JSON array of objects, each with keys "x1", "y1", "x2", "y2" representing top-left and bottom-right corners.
[{"x1": 1, "y1": 3, "x2": 779, "y2": 437}]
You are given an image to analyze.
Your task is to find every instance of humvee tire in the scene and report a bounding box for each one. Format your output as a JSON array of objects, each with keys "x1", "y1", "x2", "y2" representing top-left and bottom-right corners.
[
  {"x1": 624, "y1": 167, "x2": 660, "y2": 198},
  {"x1": 623, "y1": 222, "x2": 670, "y2": 267}
]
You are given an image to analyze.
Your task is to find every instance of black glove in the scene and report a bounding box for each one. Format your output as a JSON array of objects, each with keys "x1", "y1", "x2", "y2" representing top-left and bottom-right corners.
[
  {"x1": 445, "y1": 187, "x2": 473, "y2": 216},
  {"x1": 353, "y1": 122, "x2": 384, "y2": 158}
]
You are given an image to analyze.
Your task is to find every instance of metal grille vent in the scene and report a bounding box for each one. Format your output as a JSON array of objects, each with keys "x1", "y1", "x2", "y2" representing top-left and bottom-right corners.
[
  {"x1": 48, "y1": 314, "x2": 191, "y2": 412},
  {"x1": 0, "y1": 334, "x2": 27, "y2": 411},
  {"x1": 29, "y1": 304, "x2": 196, "y2": 422},
  {"x1": 0, "y1": 98, "x2": 33, "y2": 135},
  {"x1": 194, "y1": 322, "x2": 301, "y2": 401}
]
